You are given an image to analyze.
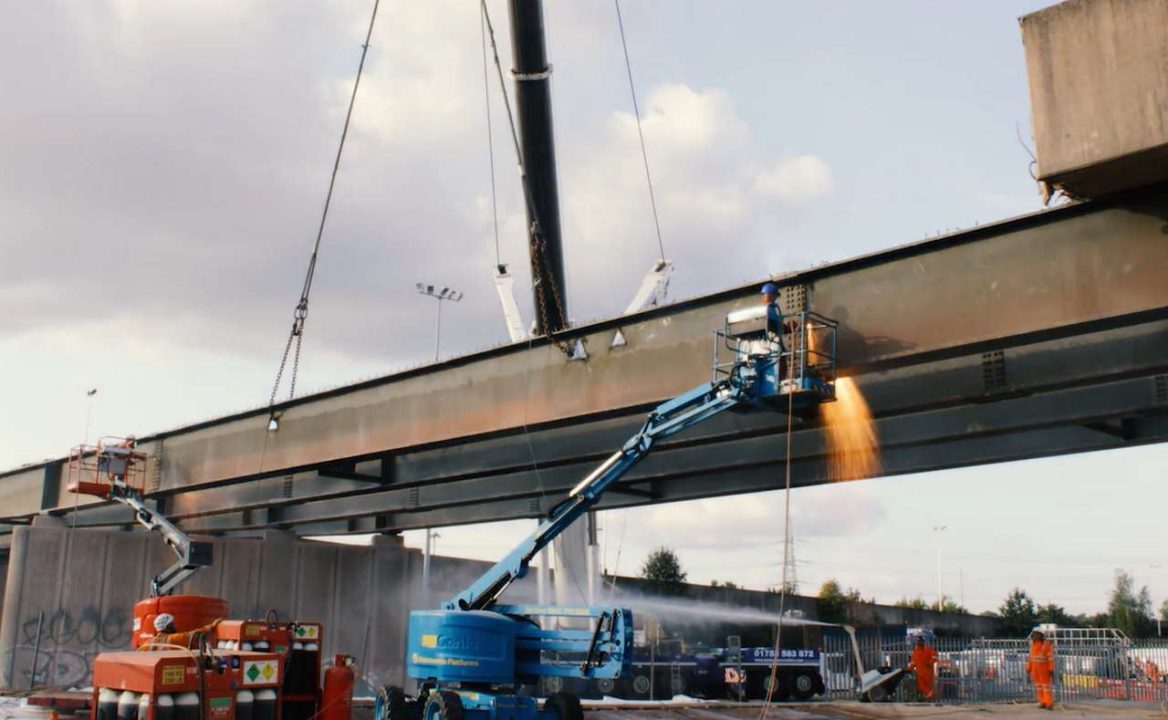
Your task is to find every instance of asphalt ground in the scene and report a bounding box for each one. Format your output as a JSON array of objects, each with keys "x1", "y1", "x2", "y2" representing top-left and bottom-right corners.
[{"x1": 578, "y1": 701, "x2": 1168, "y2": 720}]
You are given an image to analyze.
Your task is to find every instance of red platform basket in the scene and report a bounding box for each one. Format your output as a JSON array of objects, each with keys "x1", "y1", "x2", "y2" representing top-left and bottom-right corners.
[{"x1": 67, "y1": 437, "x2": 148, "y2": 498}]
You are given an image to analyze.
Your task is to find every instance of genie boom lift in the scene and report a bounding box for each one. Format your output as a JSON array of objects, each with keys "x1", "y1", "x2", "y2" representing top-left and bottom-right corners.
[{"x1": 386, "y1": 306, "x2": 838, "y2": 720}]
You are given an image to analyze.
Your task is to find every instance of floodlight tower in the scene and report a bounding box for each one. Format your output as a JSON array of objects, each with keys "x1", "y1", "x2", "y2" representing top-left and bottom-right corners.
[{"x1": 416, "y1": 283, "x2": 463, "y2": 361}]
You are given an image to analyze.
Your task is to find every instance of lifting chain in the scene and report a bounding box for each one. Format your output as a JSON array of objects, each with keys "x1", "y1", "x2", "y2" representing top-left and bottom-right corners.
[
  {"x1": 265, "y1": 0, "x2": 380, "y2": 418},
  {"x1": 481, "y1": 1, "x2": 573, "y2": 359}
]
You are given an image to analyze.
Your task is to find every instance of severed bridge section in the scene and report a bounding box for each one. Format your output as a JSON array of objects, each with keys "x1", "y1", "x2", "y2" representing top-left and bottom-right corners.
[{"x1": 2, "y1": 185, "x2": 1167, "y2": 543}]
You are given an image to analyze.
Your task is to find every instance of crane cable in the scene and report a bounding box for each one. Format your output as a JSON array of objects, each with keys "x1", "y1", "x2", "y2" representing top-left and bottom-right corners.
[
  {"x1": 267, "y1": 0, "x2": 382, "y2": 417},
  {"x1": 614, "y1": 0, "x2": 667, "y2": 263},
  {"x1": 759, "y1": 321, "x2": 799, "y2": 720},
  {"x1": 480, "y1": 3, "x2": 503, "y2": 267}
]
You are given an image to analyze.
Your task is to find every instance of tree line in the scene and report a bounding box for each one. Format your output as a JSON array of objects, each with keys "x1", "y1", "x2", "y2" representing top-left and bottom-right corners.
[{"x1": 640, "y1": 548, "x2": 1166, "y2": 637}]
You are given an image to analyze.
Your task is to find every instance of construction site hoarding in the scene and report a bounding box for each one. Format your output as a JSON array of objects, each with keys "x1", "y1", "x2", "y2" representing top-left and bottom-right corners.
[{"x1": 1020, "y1": 0, "x2": 1168, "y2": 198}]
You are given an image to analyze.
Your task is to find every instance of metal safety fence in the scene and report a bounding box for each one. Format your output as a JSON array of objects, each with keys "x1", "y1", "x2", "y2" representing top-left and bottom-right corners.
[{"x1": 821, "y1": 632, "x2": 1168, "y2": 704}]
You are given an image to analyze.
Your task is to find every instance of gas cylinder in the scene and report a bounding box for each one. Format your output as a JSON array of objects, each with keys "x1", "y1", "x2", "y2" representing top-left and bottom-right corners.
[
  {"x1": 116, "y1": 692, "x2": 139, "y2": 720},
  {"x1": 97, "y1": 688, "x2": 119, "y2": 720},
  {"x1": 253, "y1": 689, "x2": 277, "y2": 720},
  {"x1": 173, "y1": 693, "x2": 200, "y2": 720},
  {"x1": 155, "y1": 695, "x2": 174, "y2": 720},
  {"x1": 235, "y1": 690, "x2": 254, "y2": 720},
  {"x1": 136, "y1": 694, "x2": 150, "y2": 720},
  {"x1": 132, "y1": 595, "x2": 228, "y2": 648},
  {"x1": 321, "y1": 656, "x2": 355, "y2": 720}
]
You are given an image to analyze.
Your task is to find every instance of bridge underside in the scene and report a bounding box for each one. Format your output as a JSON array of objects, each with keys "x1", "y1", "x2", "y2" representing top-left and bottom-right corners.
[{"x1": 3, "y1": 186, "x2": 1167, "y2": 542}]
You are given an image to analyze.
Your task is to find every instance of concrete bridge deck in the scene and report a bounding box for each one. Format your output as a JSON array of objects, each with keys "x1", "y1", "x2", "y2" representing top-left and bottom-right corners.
[{"x1": 2, "y1": 185, "x2": 1167, "y2": 541}]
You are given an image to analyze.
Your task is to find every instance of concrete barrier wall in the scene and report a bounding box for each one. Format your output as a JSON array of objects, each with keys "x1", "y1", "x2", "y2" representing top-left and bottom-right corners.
[
  {"x1": 0, "y1": 523, "x2": 1000, "y2": 693},
  {"x1": 0, "y1": 525, "x2": 427, "y2": 692}
]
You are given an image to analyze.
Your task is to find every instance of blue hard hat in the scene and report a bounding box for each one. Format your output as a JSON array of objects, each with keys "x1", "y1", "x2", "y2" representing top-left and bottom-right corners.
[{"x1": 760, "y1": 282, "x2": 778, "y2": 295}]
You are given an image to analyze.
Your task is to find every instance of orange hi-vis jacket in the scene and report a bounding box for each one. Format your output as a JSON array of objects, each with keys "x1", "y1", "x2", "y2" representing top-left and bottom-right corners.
[
  {"x1": 138, "y1": 619, "x2": 221, "y2": 650},
  {"x1": 908, "y1": 645, "x2": 939, "y2": 699},
  {"x1": 1027, "y1": 639, "x2": 1054, "y2": 677}
]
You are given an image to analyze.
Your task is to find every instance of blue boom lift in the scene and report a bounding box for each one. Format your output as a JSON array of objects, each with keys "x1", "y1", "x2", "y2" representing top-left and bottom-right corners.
[{"x1": 377, "y1": 305, "x2": 838, "y2": 720}]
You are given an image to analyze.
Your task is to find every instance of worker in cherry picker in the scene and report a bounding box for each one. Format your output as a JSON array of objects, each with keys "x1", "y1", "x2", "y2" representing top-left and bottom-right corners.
[
  {"x1": 761, "y1": 282, "x2": 798, "y2": 377},
  {"x1": 906, "y1": 636, "x2": 939, "y2": 701},
  {"x1": 140, "y1": 612, "x2": 222, "y2": 650},
  {"x1": 760, "y1": 283, "x2": 785, "y2": 347}
]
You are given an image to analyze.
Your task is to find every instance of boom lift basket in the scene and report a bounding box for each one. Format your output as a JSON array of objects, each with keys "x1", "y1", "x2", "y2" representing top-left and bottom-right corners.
[
  {"x1": 67, "y1": 437, "x2": 148, "y2": 497},
  {"x1": 714, "y1": 309, "x2": 837, "y2": 409}
]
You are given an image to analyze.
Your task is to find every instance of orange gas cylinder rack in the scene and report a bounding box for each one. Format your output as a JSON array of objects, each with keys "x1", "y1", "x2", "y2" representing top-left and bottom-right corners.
[
  {"x1": 133, "y1": 596, "x2": 229, "y2": 648},
  {"x1": 91, "y1": 650, "x2": 282, "y2": 720},
  {"x1": 216, "y1": 618, "x2": 324, "y2": 720},
  {"x1": 321, "y1": 656, "x2": 355, "y2": 720}
]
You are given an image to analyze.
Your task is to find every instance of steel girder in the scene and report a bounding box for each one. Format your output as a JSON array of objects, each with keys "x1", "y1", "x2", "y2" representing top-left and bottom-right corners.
[{"x1": 3, "y1": 186, "x2": 1168, "y2": 537}]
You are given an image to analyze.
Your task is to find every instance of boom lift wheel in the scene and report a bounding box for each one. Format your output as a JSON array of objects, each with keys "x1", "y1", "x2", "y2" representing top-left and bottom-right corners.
[
  {"x1": 423, "y1": 690, "x2": 463, "y2": 720},
  {"x1": 791, "y1": 671, "x2": 816, "y2": 701},
  {"x1": 375, "y1": 686, "x2": 413, "y2": 720},
  {"x1": 864, "y1": 684, "x2": 890, "y2": 703},
  {"x1": 542, "y1": 692, "x2": 582, "y2": 720}
]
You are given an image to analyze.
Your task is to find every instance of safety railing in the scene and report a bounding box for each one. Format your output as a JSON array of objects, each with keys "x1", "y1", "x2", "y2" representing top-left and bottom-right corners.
[
  {"x1": 821, "y1": 633, "x2": 1168, "y2": 705},
  {"x1": 67, "y1": 436, "x2": 148, "y2": 498},
  {"x1": 712, "y1": 309, "x2": 837, "y2": 399}
]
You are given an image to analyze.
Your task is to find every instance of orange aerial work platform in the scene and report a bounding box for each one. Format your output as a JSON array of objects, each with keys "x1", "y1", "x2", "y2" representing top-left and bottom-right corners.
[{"x1": 67, "y1": 436, "x2": 149, "y2": 498}]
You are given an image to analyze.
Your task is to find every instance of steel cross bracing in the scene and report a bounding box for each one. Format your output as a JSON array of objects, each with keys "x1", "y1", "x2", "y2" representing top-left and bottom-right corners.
[{"x1": 3, "y1": 185, "x2": 1168, "y2": 543}]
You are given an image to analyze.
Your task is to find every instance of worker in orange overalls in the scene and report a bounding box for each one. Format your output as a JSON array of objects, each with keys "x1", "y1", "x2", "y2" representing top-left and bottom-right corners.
[
  {"x1": 1143, "y1": 658, "x2": 1160, "y2": 683},
  {"x1": 1027, "y1": 629, "x2": 1055, "y2": 710},
  {"x1": 139, "y1": 612, "x2": 222, "y2": 650},
  {"x1": 906, "y1": 637, "x2": 939, "y2": 701}
]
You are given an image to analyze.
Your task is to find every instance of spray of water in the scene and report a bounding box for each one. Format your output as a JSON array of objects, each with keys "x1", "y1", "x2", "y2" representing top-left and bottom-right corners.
[
  {"x1": 819, "y1": 376, "x2": 881, "y2": 481},
  {"x1": 614, "y1": 594, "x2": 837, "y2": 628}
]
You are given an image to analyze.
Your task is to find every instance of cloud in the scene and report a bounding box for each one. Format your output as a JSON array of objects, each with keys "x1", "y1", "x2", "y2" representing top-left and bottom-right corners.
[
  {"x1": 0, "y1": 1, "x2": 843, "y2": 469},
  {"x1": 559, "y1": 84, "x2": 835, "y2": 321},
  {"x1": 754, "y1": 154, "x2": 834, "y2": 203},
  {"x1": 0, "y1": 1, "x2": 840, "y2": 372}
]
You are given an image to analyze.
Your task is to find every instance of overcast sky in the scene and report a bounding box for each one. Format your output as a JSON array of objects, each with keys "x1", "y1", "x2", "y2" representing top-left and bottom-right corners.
[{"x1": 3, "y1": 0, "x2": 1165, "y2": 618}]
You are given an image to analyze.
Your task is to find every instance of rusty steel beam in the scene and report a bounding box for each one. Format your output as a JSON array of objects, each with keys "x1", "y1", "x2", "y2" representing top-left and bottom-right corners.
[{"x1": 3, "y1": 186, "x2": 1168, "y2": 532}]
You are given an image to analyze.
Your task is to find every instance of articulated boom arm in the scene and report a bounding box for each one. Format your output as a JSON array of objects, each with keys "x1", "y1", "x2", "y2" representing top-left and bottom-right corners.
[
  {"x1": 447, "y1": 377, "x2": 746, "y2": 611},
  {"x1": 108, "y1": 485, "x2": 214, "y2": 596},
  {"x1": 68, "y1": 441, "x2": 212, "y2": 597},
  {"x1": 446, "y1": 308, "x2": 838, "y2": 612}
]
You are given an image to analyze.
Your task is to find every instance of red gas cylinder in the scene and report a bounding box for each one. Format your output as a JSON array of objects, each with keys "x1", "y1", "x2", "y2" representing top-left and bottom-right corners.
[
  {"x1": 132, "y1": 595, "x2": 229, "y2": 647},
  {"x1": 322, "y1": 656, "x2": 355, "y2": 720}
]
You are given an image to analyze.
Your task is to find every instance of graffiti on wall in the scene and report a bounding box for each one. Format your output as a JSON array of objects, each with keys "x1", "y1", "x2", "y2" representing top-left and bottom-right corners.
[{"x1": 3, "y1": 606, "x2": 133, "y2": 689}]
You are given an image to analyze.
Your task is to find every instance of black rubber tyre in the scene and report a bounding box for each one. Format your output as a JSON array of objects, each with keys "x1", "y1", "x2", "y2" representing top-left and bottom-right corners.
[
  {"x1": 375, "y1": 686, "x2": 411, "y2": 720},
  {"x1": 764, "y1": 673, "x2": 791, "y2": 701},
  {"x1": 543, "y1": 692, "x2": 583, "y2": 720},
  {"x1": 791, "y1": 671, "x2": 817, "y2": 701},
  {"x1": 631, "y1": 674, "x2": 652, "y2": 698},
  {"x1": 424, "y1": 691, "x2": 464, "y2": 720},
  {"x1": 866, "y1": 683, "x2": 891, "y2": 703},
  {"x1": 596, "y1": 678, "x2": 615, "y2": 695}
]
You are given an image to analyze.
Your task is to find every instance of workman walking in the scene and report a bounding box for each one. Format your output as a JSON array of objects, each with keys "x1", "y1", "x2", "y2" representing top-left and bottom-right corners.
[
  {"x1": 1027, "y1": 629, "x2": 1056, "y2": 710},
  {"x1": 906, "y1": 637, "x2": 939, "y2": 701},
  {"x1": 140, "y1": 612, "x2": 222, "y2": 650}
]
